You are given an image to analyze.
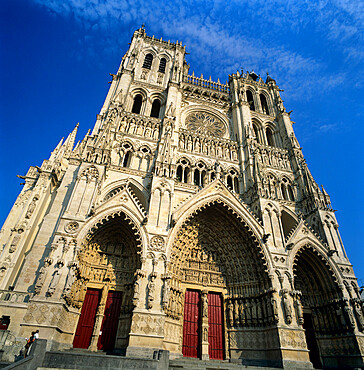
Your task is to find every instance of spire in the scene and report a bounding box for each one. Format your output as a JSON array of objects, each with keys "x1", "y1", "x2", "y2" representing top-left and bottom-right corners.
[
  {"x1": 49, "y1": 137, "x2": 64, "y2": 161},
  {"x1": 63, "y1": 123, "x2": 79, "y2": 156}
]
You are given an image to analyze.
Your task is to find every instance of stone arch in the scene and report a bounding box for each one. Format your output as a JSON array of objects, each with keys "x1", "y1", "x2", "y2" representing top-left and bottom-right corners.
[
  {"x1": 165, "y1": 198, "x2": 278, "y2": 360},
  {"x1": 68, "y1": 208, "x2": 146, "y2": 351},
  {"x1": 290, "y1": 242, "x2": 355, "y2": 368}
]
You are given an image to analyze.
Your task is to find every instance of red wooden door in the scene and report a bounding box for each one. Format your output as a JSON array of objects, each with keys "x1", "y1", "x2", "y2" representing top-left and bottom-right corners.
[
  {"x1": 208, "y1": 292, "x2": 224, "y2": 360},
  {"x1": 182, "y1": 290, "x2": 201, "y2": 358},
  {"x1": 97, "y1": 291, "x2": 123, "y2": 351},
  {"x1": 73, "y1": 289, "x2": 100, "y2": 349}
]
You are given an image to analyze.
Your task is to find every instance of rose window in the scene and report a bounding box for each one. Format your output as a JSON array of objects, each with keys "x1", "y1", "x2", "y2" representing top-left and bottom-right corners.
[{"x1": 186, "y1": 112, "x2": 225, "y2": 137}]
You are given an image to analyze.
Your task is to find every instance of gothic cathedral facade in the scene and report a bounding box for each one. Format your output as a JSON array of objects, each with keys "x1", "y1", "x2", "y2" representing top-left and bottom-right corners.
[{"x1": 0, "y1": 27, "x2": 363, "y2": 369}]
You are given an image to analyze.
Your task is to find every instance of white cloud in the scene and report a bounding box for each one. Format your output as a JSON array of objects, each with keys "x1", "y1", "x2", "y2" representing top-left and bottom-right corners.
[{"x1": 31, "y1": 0, "x2": 363, "y2": 100}]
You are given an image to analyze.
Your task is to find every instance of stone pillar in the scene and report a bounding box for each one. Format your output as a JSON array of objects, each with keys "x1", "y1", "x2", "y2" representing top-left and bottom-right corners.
[
  {"x1": 89, "y1": 284, "x2": 109, "y2": 351},
  {"x1": 201, "y1": 290, "x2": 209, "y2": 360}
]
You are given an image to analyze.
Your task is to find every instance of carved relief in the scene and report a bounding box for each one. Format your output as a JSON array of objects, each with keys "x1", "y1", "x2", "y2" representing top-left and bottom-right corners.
[
  {"x1": 131, "y1": 313, "x2": 164, "y2": 336},
  {"x1": 149, "y1": 236, "x2": 165, "y2": 252},
  {"x1": 65, "y1": 221, "x2": 79, "y2": 234}
]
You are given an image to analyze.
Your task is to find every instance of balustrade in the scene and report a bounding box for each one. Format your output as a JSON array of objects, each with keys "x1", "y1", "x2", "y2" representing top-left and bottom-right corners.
[
  {"x1": 183, "y1": 74, "x2": 229, "y2": 93},
  {"x1": 0, "y1": 290, "x2": 31, "y2": 303}
]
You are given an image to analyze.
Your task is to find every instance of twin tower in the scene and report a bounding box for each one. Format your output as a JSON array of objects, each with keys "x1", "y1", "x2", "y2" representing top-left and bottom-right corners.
[{"x1": 0, "y1": 26, "x2": 363, "y2": 369}]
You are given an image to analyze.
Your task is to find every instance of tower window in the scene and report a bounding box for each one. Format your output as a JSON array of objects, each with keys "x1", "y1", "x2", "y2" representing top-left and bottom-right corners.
[
  {"x1": 266, "y1": 128, "x2": 275, "y2": 147},
  {"x1": 122, "y1": 151, "x2": 131, "y2": 167},
  {"x1": 150, "y1": 99, "x2": 161, "y2": 118},
  {"x1": 253, "y1": 124, "x2": 260, "y2": 143},
  {"x1": 227, "y1": 175, "x2": 233, "y2": 190},
  {"x1": 246, "y1": 90, "x2": 255, "y2": 111},
  {"x1": 132, "y1": 94, "x2": 143, "y2": 114},
  {"x1": 158, "y1": 58, "x2": 166, "y2": 73},
  {"x1": 260, "y1": 94, "x2": 269, "y2": 115},
  {"x1": 142, "y1": 53, "x2": 153, "y2": 69},
  {"x1": 287, "y1": 185, "x2": 295, "y2": 201}
]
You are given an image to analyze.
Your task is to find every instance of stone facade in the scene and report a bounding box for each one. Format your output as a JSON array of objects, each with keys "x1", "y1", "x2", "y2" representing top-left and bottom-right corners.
[{"x1": 0, "y1": 26, "x2": 363, "y2": 368}]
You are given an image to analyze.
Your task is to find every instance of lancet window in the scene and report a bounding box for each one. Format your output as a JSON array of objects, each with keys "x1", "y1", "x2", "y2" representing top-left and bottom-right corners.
[
  {"x1": 226, "y1": 168, "x2": 239, "y2": 193},
  {"x1": 142, "y1": 53, "x2": 153, "y2": 69},
  {"x1": 176, "y1": 159, "x2": 190, "y2": 183},
  {"x1": 150, "y1": 99, "x2": 161, "y2": 118},
  {"x1": 260, "y1": 94, "x2": 270, "y2": 115},
  {"x1": 246, "y1": 90, "x2": 255, "y2": 111},
  {"x1": 121, "y1": 143, "x2": 133, "y2": 168},
  {"x1": 193, "y1": 162, "x2": 207, "y2": 187},
  {"x1": 266, "y1": 127, "x2": 275, "y2": 147},
  {"x1": 253, "y1": 124, "x2": 261, "y2": 143},
  {"x1": 158, "y1": 58, "x2": 166, "y2": 73},
  {"x1": 280, "y1": 178, "x2": 295, "y2": 201},
  {"x1": 132, "y1": 94, "x2": 143, "y2": 114}
]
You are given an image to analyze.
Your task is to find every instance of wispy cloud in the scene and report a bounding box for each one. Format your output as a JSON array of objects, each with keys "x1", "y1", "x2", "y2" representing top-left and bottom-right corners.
[{"x1": 32, "y1": 0, "x2": 363, "y2": 100}]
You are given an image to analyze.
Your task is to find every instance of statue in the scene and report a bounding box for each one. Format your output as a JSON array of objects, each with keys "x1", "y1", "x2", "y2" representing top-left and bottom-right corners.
[
  {"x1": 47, "y1": 269, "x2": 61, "y2": 297},
  {"x1": 239, "y1": 299, "x2": 245, "y2": 325},
  {"x1": 25, "y1": 196, "x2": 38, "y2": 219},
  {"x1": 9, "y1": 229, "x2": 24, "y2": 253},
  {"x1": 353, "y1": 300, "x2": 364, "y2": 331},
  {"x1": 295, "y1": 294, "x2": 304, "y2": 325},
  {"x1": 228, "y1": 299, "x2": 234, "y2": 327},
  {"x1": 271, "y1": 296, "x2": 279, "y2": 323},
  {"x1": 166, "y1": 102, "x2": 176, "y2": 117},
  {"x1": 201, "y1": 292, "x2": 208, "y2": 318},
  {"x1": 282, "y1": 290, "x2": 292, "y2": 324},
  {"x1": 162, "y1": 280, "x2": 170, "y2": 310},
  {"x1": 34, "y1": 261, "x2": 51, "y2": 294},
  {"x1": 63, "y1": 264, "x2": 77, "y2": 297},
  {"x1": 234, "y1": 299, "x2": 240, "y2": 324},
  {"x1": 147, "y1": 274, "x2": 156, "y2": 309},
  {"x1": 203, "y1": 327, "x2": 208, "y2": 342}
]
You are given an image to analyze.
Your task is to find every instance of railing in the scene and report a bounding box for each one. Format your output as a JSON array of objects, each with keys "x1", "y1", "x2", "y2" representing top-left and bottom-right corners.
[
  {"x1": 0, "y1": 290, "x2": 31, "y2": 303},
  {"x1": 183, "y1": 74, "x2": 229, "y2": 93}
]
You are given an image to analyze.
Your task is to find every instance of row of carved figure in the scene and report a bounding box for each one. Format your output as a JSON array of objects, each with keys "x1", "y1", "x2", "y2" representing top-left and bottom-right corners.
[
  {"x1": 178, "y1": 132, "x2": 238, "y2": 161},
  {"x1": 117, "y1": 113, "x2": 161, "y2": 140},
  {"x1": 226, "y1": 290, "x2": 281, "y2": 328},
  {"x1": 308, "y1": 298, "x2": 364, "y2": 334},
  {"x1": 254, "y1": 144, "x2": 291, "y2": 171}
]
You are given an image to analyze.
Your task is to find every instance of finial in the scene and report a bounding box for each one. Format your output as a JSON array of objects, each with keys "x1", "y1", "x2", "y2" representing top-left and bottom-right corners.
[{"x1": 141, "y1": 23, "x2": 145, "y2": 30}]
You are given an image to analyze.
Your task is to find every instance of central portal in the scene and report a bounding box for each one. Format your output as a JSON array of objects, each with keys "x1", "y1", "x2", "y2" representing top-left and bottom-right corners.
[{"x1": 167, "y1": 201, "x2": 271, "y2": 361}]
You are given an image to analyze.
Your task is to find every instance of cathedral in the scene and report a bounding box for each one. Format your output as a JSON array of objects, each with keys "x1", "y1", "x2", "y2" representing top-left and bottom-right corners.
[{"x1": 0, "y1": 26, "x2": 363, "y2": 369}]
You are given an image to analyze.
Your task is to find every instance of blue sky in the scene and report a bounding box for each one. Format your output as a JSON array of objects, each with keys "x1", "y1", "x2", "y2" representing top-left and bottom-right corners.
[{"x1": 1, "y1": 0, "x2": 363, "y2": 282}]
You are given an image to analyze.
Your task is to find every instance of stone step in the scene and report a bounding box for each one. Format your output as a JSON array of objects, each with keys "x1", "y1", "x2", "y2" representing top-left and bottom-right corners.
[{"x1": 169, "y1": 358, "x2": 276, "y2": 370}]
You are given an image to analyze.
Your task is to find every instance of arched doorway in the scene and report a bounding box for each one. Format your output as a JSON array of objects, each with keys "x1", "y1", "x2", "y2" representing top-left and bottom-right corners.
[
  {"x1": 166, "y1": 201, "x2": 276, "y2": 362},
  {"x1": 67, "y1": 212, "x2": 141, "y2": 352},
  {"x1": 293, "y1": 246, "x2": 355, "y2": 368}
]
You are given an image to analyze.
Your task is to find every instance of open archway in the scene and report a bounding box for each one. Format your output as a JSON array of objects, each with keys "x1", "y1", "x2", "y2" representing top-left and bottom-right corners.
[
  {"x1": 165, "y1": 201, "x2": 277, "y2": 362},
  {"x1": 68, "y1": 212, "x2": 142, "y2": 352},
  {"x1": 293, "y1": 246, "x2": 355, "y2": 368}
]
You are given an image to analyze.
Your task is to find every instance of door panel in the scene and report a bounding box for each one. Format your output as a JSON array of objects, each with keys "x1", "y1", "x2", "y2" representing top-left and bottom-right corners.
[
  {"x1": 182, "y1": 290, "x2": 201, "y2": 358},
  {"x1": 303, "y1": 313, "x2": 322, "y2": 369},
  {"x1": 73, "y1": 289, "x2": 100, "y2": 349},
  {"x1": 208, "y1": 292, "x2": 224, "y2": 360},
  {"x1": 98, "y1": 291, "x2": 123, "y2": 351}
]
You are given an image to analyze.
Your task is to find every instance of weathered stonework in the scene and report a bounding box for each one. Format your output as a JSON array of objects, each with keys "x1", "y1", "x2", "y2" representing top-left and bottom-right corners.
[{"x1": 0, "y1": 26, "x2": 363, "y2": 369}]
